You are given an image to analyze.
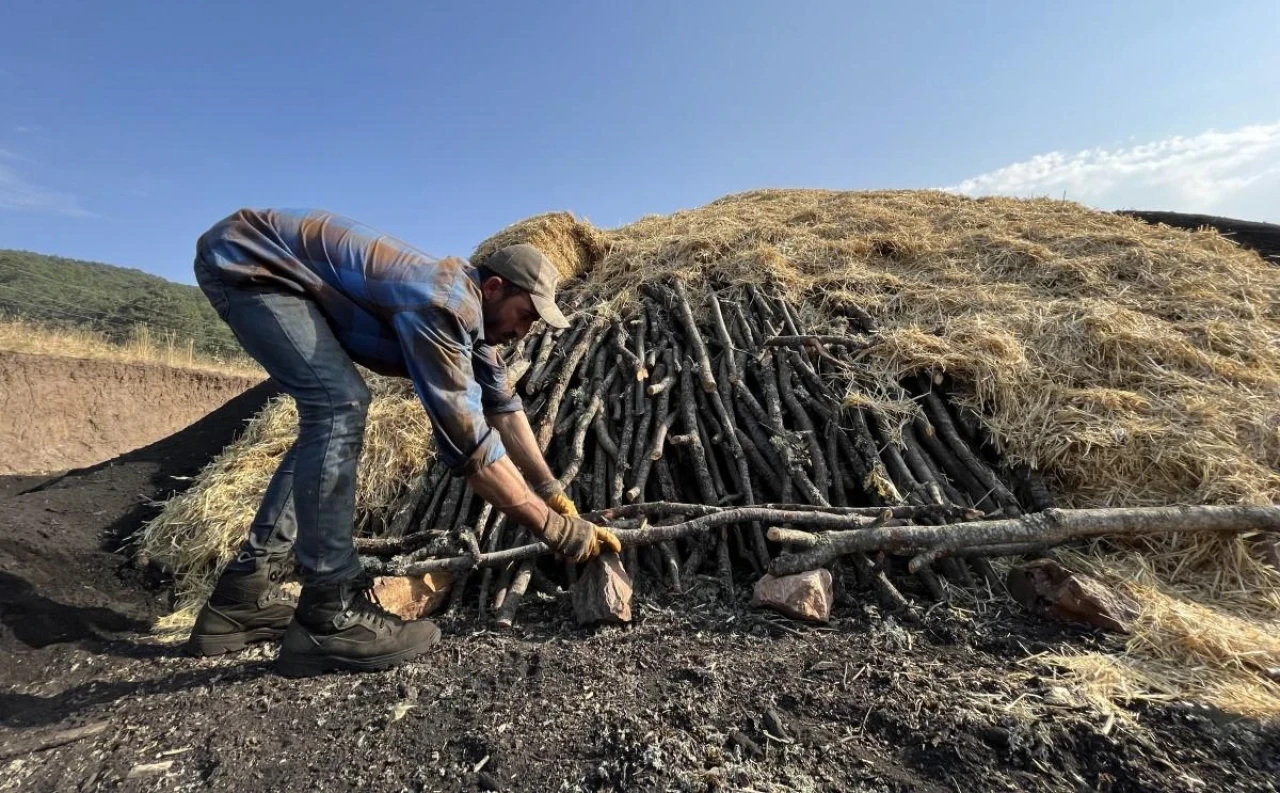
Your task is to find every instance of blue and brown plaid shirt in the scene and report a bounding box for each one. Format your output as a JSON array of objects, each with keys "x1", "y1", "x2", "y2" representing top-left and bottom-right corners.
[{"x1": 196, "y1": 208, "x2": 522, "y2": 475}]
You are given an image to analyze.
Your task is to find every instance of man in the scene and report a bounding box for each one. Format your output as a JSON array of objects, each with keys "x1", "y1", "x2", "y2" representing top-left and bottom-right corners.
[{"x1": 186, "y1": 208, "x2": 620, "y2": 677}]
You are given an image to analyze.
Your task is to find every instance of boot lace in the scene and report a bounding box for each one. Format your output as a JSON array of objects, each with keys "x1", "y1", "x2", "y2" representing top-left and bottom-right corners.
[
  {"x1": 263, "y1": 558, "x2": 298, "y2": 605},
  {"x1": 343, "y1": 575, "x2": 399, "y2": 629}
]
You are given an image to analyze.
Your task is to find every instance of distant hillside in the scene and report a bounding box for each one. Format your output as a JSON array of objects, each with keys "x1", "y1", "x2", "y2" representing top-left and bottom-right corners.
[
  {"x1": 0, "y1": 249, "x2": 241, "y2": 357},
  {"x1": 1117, "y1": 211, "x2": 1279, "y2": 263}
]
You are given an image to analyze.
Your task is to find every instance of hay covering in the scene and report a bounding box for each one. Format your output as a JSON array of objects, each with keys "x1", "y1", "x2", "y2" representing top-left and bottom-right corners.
[
  {"x1": 141, "y1": 375, "x2": 431, "y2": 633},
  {"x1": 141, "y1": 189, "x2": 1280, "y2": 718}
]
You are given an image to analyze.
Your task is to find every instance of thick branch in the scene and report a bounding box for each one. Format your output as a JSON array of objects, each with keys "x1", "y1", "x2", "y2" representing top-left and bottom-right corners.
[{"x1": 771, "y1": 505, "x2": 1280, "y2": 575}]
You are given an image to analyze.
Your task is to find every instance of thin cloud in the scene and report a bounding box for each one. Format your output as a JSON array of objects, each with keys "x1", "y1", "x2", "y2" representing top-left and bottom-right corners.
[
  {"x1": 0, "y1": 160, "x2": 96, "y2": 218},
  {"x1": 943, "y1": 123, "x2": 1280, "y2": 220}
]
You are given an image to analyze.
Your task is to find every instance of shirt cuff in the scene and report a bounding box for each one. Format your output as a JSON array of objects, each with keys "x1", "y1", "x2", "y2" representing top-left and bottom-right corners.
[
  {"x1": 448, "y1": 428, "x2": 508, "y2": 477},
  {"x1": 482, "y1": 390, "x2": 524, "y2": 415}
]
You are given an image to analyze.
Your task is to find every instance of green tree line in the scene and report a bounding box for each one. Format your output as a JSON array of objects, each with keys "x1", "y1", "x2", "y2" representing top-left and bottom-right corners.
[{"x1": 0, "y1": 249, "x2": 242, "y2": 357}]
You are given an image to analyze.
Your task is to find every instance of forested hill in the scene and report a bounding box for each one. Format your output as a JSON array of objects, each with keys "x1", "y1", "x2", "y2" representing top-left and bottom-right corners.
[{"x1": 0, "y1": 249, "x2": 241, "y2": 357}]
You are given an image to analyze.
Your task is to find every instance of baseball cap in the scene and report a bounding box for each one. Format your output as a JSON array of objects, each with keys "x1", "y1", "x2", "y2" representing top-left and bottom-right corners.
[{"x1": 482, "y1": 244, "x2": 570, "y2": 329}]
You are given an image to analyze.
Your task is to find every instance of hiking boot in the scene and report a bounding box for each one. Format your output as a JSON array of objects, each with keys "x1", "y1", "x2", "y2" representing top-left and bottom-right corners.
[
  {"x1": 186, "y1": 555, "x2": 297, "y2": 656},
  {"x1": 275, "y1": 575, "x2": 441, "y2": 678}
]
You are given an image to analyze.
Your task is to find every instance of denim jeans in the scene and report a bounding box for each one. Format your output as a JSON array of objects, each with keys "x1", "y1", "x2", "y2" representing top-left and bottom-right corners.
[{"x1": 195, "y1": 258, "x2": 368, "y2": 586}]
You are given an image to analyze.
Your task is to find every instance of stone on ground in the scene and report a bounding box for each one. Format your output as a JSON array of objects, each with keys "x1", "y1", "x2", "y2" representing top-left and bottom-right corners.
[
  {"x1": 752, "y1": 569, "x2": 833, "y2": 623},
  {"x1": 572, "y1": 552, "x2": 632, "y2": 625},
  {"x1": 1006, "y1": 558, "x2": 1140, "y2": 633}
]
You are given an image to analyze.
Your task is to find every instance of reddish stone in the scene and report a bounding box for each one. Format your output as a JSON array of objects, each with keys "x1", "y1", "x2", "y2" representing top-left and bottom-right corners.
[
  {"x1": 572, "y1": 551, "x2": 633, "y2": 625},
  {"x1": 752, "y1": 570, "x2": 834, "y2": 623},
  {"x1": 1007, "y1": 559, "x2": 1139, "y2": 633}
]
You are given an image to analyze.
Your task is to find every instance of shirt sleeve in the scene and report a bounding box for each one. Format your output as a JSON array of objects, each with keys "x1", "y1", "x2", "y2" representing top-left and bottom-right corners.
[
  {"x1": 472, "y1": 339, "x2": 524, "y2": 415},
  {"x1": 391, "y1": 308, "x2": 507, "y2": 476}
]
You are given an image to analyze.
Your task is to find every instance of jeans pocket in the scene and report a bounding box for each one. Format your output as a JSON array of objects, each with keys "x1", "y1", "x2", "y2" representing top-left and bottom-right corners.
[{"x1": 193, "y1": 257, "x2": 231, "y2": 322}]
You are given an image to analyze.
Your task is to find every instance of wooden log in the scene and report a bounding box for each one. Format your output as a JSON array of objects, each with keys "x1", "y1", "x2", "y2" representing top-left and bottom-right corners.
[
  {"x1": 907, "y1": 420, "x2": 969, "y2": 507},
  {"x1": 658, "y1": 540, "x2": 682, "y2": 590},
  {"x1": 913, "y1": 415, "x2": 993, "y2": 512},
  {"x1": 558, "y1": 394, "x2": 602, "y2": 486},
  {"x1": 770, "y1": 505, "x2": 1280, "y2": 576},
  {"x1": 613, "y1": 379, "x2": 639, "y2": 504},
  {"x1": 755, "y1": 350, "x2": 794, "y2": 504},
  {"x1": 777, "y1": 350, "x2": 830, "y2": 501},
  {"x1": 763, "y1": 335, "x2": 870, "y2": 349},
  {"x1": 535, "y1": 317, "x2": 608, "y2": 452},
  {"x1": 671, "y1": 280, "x2": 718, "y2": 393},
  {"x1": 707, "y1": 293, "x2": 741, "y2": 385},
  {"x1": 607, "y1": 322, "x2": 646, "y2": 384},
  {"x1": 524, "y1": 324, "x2": 563, "y2": 394},
  {"x1": 865, "y1": 409, "x2": 921, "y2": 503},
  {"x1": 675, "y1": 360, "x2": 719, "y2": 504},
  {"x1": 918, "y1": 379, "x2": 1020, "y2": 515},
  {"x1": 712, "y1": 351, "x2": 769, "y2": 568},
  {"x1": 494, "y1": 560, "x2": 535, "y2": 629},
  {"x1": 634, "y1": 305, "x2": 649, "y2": 413},
  {"x1": 585, "y1": 501, "x2": 979, "y2": 523}
]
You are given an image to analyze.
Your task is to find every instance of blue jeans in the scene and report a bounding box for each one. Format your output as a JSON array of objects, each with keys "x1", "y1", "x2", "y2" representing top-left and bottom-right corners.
[{"x1": 195, "y1": 258, "x2": 368, "y2": 586}]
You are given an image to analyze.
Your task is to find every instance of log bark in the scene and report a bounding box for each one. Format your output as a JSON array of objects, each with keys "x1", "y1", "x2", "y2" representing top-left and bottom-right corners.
[
  {"x1": 918, "y1": 380, "x2": 1020, "y2": 515},
  {"x1": 524, "y1": 325, "x2": 563, "y2": 394},
  {"x1": 763, "y1": 335, "x2": 870, "y2": 349},
  {"x1": 771, "y1": 505, "x2": 1280, "y2": 576},
  {"x1": 536, "y1": 317, "x2": 608, "y2": 452},
  {"x1": 671, "y1": 280, "x2": 718, "y2": 393}
]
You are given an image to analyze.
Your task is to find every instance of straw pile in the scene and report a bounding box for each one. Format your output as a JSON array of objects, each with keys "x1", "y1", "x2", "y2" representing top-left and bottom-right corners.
[{"x1": 140, "y1": 188, "x2": 1280, "y2": 718}]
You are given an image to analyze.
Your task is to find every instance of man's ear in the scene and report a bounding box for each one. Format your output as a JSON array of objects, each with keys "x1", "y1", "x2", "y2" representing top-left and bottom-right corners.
[{"x1": 480, "y1": 276, "x2": 506, "y2": 300}]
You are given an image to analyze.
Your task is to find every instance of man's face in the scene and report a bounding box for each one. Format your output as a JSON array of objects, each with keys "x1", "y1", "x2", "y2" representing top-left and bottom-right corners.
[{"x1": 480, "y1": 277, "x2": 540, "y2": 345}]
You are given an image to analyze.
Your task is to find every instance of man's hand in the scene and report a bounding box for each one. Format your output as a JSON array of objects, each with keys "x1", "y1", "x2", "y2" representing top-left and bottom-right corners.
[
  {"x1": 540, "y1": 511, "x2": 622, "y2": 563},
  {"x1": 534, "y1": 479, "x2": 579, "y2": 518}
]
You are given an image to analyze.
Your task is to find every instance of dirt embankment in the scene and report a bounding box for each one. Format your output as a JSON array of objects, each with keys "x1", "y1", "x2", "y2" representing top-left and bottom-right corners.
[{"x1": 0, "y1": 352, "x2": 265, "y2": 475}]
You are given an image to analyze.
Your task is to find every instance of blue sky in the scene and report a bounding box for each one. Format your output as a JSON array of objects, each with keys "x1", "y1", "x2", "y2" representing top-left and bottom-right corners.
[{"x1": 2, "y1": 1, "x2": 1278, "y2": 283}]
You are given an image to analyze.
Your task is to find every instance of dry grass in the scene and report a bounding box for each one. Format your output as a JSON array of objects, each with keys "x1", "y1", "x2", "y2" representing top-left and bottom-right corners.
[
  {"x1": 470, "y1": 211, "x2": 607, "y2": 281},
  {"x1": 141, "y1": 189, "x2": 1280, "y2": 719},
  {"x1": 0, "y1": 318, "x2": 263, "y2": 377},
  {"x1": 140, "y1": 375, "x2": 431, "y2": 634},
  {"x1": 471, "y1": 188, "x2": 1280, "y2": 720}
]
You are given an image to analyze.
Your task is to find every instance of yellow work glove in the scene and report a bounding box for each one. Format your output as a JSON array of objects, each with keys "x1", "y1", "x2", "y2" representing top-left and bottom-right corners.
[
  {"x1": 540, "y1": 511, "x2": 623, "y2": 564},
  {"x1": 534, "y1": 480, "x2": 579, "y2": 518}
]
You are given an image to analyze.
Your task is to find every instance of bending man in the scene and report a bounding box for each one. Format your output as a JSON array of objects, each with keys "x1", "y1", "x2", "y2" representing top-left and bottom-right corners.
[{"x1": 187, "y1": 208, "x2": 619, "y2": 676}]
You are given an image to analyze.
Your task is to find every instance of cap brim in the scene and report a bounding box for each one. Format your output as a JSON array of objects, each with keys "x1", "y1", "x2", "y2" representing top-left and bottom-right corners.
[{"x1": 531, "y1": 293, "x2": 570, "y2": 329}]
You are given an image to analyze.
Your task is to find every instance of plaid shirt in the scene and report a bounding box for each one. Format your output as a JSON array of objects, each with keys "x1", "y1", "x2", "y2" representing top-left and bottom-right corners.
[{"x1": 196, "y1": 208, "x2": 522, "y2": 475}]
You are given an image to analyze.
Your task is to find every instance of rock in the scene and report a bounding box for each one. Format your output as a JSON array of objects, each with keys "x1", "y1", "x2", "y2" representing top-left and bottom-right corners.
[
  {"x1": 1006, "y1": 559, "x2": 1139, "y2": 633},
  {"x1": 751, "y1": 570, "x2": 833, "y2": 623},
  {"x1": 372, "y1": 573, "x2": 453, "y2": 620},
  {"x1": 572, "y1": 552, "x2": 632, "y2": 625}
]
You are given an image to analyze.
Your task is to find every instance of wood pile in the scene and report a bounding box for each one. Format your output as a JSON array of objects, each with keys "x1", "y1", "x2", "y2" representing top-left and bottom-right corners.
[{"x1": 358, "y1": 282, "x2": 1280, "y2": 626}]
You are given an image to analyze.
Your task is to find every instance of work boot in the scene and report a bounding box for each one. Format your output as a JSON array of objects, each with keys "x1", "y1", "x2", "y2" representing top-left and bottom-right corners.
[
  {"x1": 186, "y1": 555, "x2": 297, "y2": 656},
  {"x1": 275, "y1": 575, "x2": 441, "y2": 677}
]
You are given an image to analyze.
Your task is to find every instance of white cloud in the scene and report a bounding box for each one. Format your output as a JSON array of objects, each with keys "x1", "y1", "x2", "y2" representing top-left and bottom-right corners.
[
  {"x1": 943, "y1": 122, "x2": 1280, "y2": 222},
  {"x1": 0, "y1": 153, "x2": 95, "y2": 218}
]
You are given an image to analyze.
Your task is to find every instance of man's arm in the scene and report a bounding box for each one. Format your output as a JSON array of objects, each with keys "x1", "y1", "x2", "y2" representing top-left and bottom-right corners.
[
  {"x1": 472, "y1": 339, "x2": 576, "y2": 513},
  {"x1": 487, "y1": 410, "x2": 555, "y2": 490},
  {"x1": 392, "y1": 308, "x2": 614, "y2": 558}
]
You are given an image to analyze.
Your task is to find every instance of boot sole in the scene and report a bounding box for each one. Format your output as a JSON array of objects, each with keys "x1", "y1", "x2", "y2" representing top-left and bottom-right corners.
[
  {"x1": 186, "y1": 626, "x2": 286, "y2": 657},
  {"x1": 274, "y1": 624, "x2": 442, "y2": 678}
]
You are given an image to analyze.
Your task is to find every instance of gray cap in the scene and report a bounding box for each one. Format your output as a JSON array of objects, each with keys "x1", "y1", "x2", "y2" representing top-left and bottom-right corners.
[{"x1": 482, "y1": 244, "x2": 570, "y2": 329}]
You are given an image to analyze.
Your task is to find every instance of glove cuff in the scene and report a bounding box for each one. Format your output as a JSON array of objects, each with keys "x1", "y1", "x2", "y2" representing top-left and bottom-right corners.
[{"x1": 533, "y1": 479, "x2": 565, "y2": 500}]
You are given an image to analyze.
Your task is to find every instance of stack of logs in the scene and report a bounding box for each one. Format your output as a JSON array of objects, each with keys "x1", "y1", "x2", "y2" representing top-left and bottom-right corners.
[{"x1": 357, "y1": 282, "x2": 1280, "y2": 626}]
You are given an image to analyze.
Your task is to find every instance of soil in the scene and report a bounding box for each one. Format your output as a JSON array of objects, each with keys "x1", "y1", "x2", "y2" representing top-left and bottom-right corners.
[
  {"x1": 0, "y1": 351, "x2": 265, "y2": 475},
  {"x1": 1118, "y1": 210, "x2": 1280, "y2": 264},
  {"x1": 2, "y1": 384, "x2": 1278, "y2": 792}
]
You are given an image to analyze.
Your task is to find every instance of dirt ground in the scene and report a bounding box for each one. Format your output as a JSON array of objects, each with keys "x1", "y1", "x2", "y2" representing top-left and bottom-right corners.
[
  {"x1": 2, "y1": 383, "x2": 1278, "y2": 792},
  {"x1": 0, "y1": 351, "x2": 264, "y2": 476}
]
